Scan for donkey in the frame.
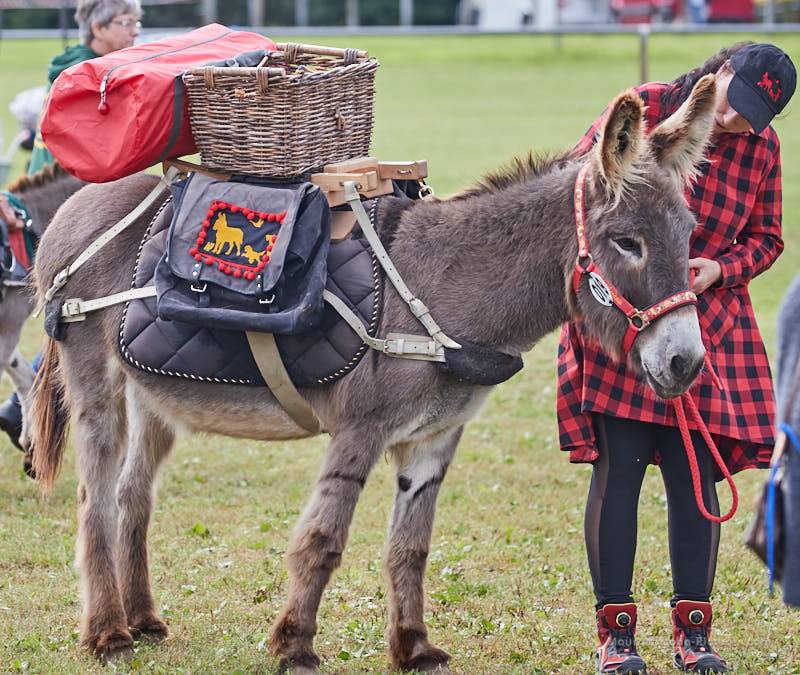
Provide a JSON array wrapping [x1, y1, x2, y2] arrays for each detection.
[[0, 164, 85, 461], [27, 76, 717, 671]]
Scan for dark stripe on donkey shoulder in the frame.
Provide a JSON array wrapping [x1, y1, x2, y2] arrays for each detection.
[[437, 340, 523, 386]]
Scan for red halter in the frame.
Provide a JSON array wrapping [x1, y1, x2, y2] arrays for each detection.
[[571, 163, 697, 354], [570, 163, 738, 523]]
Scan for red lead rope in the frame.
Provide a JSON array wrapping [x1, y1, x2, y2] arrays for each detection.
[[670, 353, 739, 523]]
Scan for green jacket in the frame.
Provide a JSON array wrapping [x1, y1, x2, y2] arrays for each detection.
[[28, 44, 98, 176]]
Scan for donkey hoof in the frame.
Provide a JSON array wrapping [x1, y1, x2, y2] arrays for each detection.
[[129, 615, 169, 643], [85, 627, 134, 662], [403, 642, 451, 673], [277, 654, 321, 674]]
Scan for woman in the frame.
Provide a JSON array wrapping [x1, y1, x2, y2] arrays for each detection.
[[557, 43, 796, 673]]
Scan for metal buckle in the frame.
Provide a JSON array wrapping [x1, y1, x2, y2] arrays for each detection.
[[576, 253, 593, 271], [418, 180, 435, 199], [629, 311, 649, 331], [190, 282, 207, 293], [259, 292, 275, 305]]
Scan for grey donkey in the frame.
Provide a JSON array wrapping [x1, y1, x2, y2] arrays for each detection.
[[27, 76, 717, 672], [0, 163, 85, 467]]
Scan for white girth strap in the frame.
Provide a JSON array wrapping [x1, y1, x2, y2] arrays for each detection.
[[37, 166, 181, 316]]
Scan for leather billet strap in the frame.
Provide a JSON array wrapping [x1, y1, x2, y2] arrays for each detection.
[[245, 331, 321, 434], [571, 163, 698, 354], [37, 166, 182, 317], [342, 181, 460, 351], [323, 289, 445, 362]]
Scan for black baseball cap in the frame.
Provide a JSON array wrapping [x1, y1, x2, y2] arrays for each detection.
[[727, 43, 796, 133]]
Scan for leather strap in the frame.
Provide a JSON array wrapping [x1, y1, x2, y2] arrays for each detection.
[[323, 289, 445, 362], [38, 167, 181, 315], [342, 181, 460, 350], [245, 331, 321, 434], [61, 286, 158, 322]]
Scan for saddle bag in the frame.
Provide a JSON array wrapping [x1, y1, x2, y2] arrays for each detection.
[[40, 24, 275, 183], [155, 171, 331, 334]]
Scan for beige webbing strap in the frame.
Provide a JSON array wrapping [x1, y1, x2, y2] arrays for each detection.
[[37, 167, 181, 316], [245, 331, 321, 434], [323, 289, 445, 362], [342, 181, 460, 350], [61, 286, 158, 322]]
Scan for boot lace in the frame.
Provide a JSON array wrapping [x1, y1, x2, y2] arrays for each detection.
[[683, 626, 713, 653]]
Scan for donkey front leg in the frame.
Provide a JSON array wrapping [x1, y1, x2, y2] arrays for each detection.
[[270, 427, 386, 672], [71, 369, 132, 659], [386, 427, 463, 672], [116, 387, 175, 642]]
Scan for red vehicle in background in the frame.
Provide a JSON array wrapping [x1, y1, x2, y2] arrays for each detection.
[[610, 0, 683, 23], [611, 0, 755, 23], [708, 0, 755, 21]]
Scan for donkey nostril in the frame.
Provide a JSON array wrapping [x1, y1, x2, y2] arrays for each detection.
[[670, 353, 689, 379]]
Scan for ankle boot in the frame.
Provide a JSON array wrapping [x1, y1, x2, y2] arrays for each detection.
[[595, 603, 647, 674], [672, 600, 728, 672]]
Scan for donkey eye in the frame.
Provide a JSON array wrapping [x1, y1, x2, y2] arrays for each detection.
[[613, 237, 642, 256]]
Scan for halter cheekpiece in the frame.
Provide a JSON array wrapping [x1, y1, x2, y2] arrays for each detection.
[[571, 163, 698, 354]]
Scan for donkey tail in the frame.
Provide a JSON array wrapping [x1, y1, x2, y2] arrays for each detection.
[[29, 337, 69, 493]]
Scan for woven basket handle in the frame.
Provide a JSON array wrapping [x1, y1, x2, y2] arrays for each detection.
[[274, 42, 369, 63]]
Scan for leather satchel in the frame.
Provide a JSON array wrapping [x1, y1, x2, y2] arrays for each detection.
[[156, 171, 331, 335]]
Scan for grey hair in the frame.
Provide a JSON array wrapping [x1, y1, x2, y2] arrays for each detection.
[[75, 0, 142, 45]]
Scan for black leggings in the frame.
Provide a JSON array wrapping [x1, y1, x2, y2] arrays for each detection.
[[585, 413, 721, 609]]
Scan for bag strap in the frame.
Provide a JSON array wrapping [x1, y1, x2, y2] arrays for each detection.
[[37, 167, 181, 316], [342, 181, 460, 350], [245, 331, 321, 434]]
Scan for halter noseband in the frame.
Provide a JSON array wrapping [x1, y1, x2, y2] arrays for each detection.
[[571, 163, 697, 354]]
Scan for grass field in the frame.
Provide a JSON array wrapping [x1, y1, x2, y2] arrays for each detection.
[[1, 32, 799, 674]]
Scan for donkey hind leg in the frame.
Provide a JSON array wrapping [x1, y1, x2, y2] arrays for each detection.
[[116, 386, 175, 642], [386, 427, 463, 672], [270, 428, 387, 672], [71, 365, 132, 659]]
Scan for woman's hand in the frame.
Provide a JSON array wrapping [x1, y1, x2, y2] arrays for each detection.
[[0, 195, 23, 231], [689, 257, 722, 294]]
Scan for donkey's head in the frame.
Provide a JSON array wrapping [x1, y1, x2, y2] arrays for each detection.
[[570, 75, 716, 399]]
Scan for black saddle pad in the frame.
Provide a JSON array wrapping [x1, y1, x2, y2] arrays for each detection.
[[119, 198, 382, 387]]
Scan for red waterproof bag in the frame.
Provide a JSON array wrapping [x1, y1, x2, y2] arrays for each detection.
[[41, 24, 276, 183]]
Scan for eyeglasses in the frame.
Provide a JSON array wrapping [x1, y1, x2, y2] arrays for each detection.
[[110, 18, 141, 29]]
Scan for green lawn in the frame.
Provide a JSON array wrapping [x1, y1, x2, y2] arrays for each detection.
[[1, 33, 799, 674]]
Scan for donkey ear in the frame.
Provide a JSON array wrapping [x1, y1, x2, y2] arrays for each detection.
[[593, 90, 647, 206], [649, 74, 716, 190]]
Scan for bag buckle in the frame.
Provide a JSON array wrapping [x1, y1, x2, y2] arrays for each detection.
[[190, 282, 207, 293], [259, 292, 275, 305]]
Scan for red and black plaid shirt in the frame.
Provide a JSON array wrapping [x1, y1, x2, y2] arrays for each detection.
[[557, 81, 783, 479]]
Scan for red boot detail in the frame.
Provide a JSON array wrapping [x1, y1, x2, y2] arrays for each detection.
[[595, 603, 647, 673], [672, 601, 728, 672]]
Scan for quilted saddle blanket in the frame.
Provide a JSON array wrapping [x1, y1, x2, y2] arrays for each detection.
[[119, 197, 385, 387]]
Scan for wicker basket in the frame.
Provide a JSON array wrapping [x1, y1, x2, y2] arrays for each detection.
[[183, 42, 378, 176]]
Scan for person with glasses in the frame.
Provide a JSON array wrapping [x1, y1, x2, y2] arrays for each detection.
[[0, 0, 142, 457]]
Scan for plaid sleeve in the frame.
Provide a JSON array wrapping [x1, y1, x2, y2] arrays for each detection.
[[716, 143, 784, 289]]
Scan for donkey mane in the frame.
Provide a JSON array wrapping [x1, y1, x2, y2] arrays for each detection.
[[451, 150, 572, 200], [6, 162, 69, 194]]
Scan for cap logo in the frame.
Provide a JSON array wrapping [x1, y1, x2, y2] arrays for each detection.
[[757, 71, 782, 103]]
